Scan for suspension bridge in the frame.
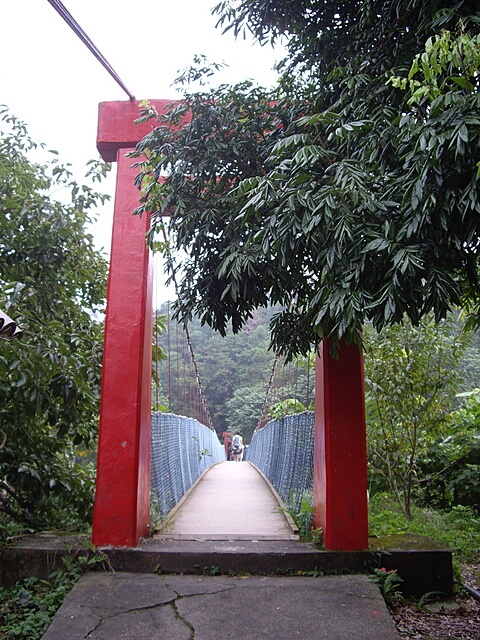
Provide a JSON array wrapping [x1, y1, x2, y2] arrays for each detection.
[[147, 305, 315, 541], [2, 99, 452, 640], [5, 98, 453, 640], [37, 124, 445, 638], [147, 303, 314, 541], [91, 99, 369, 552], [148, 368, 313, 542]]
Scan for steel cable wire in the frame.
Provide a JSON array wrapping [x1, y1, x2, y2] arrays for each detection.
[[46, 0, 136, 99]]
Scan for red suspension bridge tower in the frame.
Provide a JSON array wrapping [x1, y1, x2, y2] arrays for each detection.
[[92, 100, 368, 551]]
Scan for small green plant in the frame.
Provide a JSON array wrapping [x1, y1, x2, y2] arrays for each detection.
[[0, 551, 106, 639], [267, 399, 306, 420], [370, 567, 403, 603], [300, 567, 325, 577], [0, 517, 34, 545], [149, 495, 166, 532], [282, 490, 313, 539], [191, 436, 212, 462], [205, 565, 220, 576], [369, 507, 410, 536], [198, 448, 212, 462], [227, 570, 251, 577], [195, 565, 220, 576], [311, 528, 323, 546], [417, 590, 449, 607]]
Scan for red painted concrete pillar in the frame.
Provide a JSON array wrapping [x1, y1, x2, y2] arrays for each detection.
[[92, 100, 188, 548], [313, 339, 369, 550], [92, 149, 153, 547]]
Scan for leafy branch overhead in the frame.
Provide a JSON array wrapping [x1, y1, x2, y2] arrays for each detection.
[[134, 2, 480, 359]]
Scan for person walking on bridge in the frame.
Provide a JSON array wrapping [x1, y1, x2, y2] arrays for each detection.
[[231, 432, 244, 461]]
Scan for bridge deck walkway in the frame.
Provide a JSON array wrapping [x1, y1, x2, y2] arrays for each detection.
[[154, 461, 298, 541]]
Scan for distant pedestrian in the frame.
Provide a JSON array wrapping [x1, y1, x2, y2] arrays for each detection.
[[231, 432, 244, 461]]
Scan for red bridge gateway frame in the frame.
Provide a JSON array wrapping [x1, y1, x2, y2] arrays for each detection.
[[92, 100, 369, 550]]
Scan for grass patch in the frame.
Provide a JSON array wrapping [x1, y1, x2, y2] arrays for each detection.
[[369, 493, 480, 565]]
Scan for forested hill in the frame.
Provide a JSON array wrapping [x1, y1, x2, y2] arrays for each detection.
[[154, 302, 480, 443], [154, 303, 279, 441]]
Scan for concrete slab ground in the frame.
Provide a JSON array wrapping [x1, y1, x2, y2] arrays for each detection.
[[41, 571, 401, 640]]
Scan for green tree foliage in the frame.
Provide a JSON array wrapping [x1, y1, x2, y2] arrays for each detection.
[[153, 303, 317, 438], [267, 398, 307, 420], [133, 1, 480, 359], [133, 83, 305, 352], [224, 384, 265, 442], [416, 390, 480, 513], [154, 303, 277, 435], [364, 314, 472, 518], [0, 108, 108, 532]]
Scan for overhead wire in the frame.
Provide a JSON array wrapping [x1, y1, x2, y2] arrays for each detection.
[[46, 0, 136, 100]]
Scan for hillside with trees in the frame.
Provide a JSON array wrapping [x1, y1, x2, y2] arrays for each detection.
[[154, 304, 277, 440]]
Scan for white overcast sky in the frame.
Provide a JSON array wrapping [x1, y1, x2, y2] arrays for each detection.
[[0, 0, 282, 270]]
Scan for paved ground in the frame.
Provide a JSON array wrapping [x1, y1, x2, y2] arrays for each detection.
[[155, 461, 298, 541], [17, 461, 448, 639], [41, 571, 401, 640]]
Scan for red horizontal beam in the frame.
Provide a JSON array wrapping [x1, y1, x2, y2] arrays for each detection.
[[97, 99, 190, 161]]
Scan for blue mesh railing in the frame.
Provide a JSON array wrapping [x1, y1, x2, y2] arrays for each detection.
[[245, 412, 315, 532], [151, 412, 226, 517]]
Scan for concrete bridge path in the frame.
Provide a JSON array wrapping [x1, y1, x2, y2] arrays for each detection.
[[154, 461, 298, 541]]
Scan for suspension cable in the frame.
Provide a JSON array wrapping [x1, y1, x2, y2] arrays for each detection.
[[176, 319, 181, 415], [167, 301, 173, 411], [294, 356, 299, 409], [256, 351, 281, 432], [154, 270, 159, 410], [46, 0, 136, 100], [306, 352, 312, 408], [159, 225, 214, 431]]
